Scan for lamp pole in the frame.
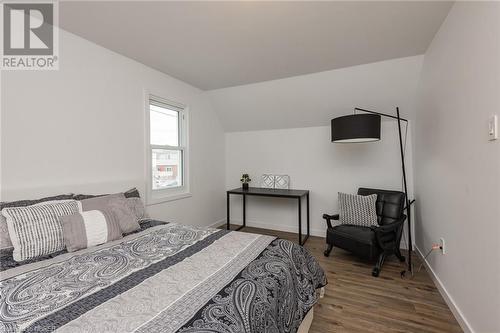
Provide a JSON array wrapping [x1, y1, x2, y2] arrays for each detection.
[[396, 107, 412, 273], [354, 107, 413, 273]]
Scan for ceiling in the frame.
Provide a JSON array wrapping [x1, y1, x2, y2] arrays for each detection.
[[59, 1, 453, 90], [207, 55, 424, 132]]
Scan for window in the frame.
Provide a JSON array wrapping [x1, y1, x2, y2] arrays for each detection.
[[147, 94, 189, 203]]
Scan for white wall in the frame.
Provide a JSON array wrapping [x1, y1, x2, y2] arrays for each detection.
[[0, 29, 226, 227], [414, 2, 500, 333], [226, 122, 414, 245], [218, 56, 422, 244], [208, 56, 423, 132]]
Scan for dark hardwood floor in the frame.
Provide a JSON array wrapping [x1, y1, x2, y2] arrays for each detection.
[[226, 225, 462, 333]]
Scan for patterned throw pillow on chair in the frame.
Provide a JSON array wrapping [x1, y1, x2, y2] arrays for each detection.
[[338, 192, 378, 227]]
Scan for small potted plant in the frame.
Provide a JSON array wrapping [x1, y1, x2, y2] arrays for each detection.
[[240, 173, 251, 190]]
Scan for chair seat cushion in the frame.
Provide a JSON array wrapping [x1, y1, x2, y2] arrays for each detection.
[[327, 224, 379, 260], [328, 224, 375, 244]]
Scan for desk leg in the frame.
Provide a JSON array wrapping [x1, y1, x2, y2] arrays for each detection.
[[243, 194, 246, 229], [298, 197, 302, 245], [306, 193, 310, 241], [226, 192, 230, 230]]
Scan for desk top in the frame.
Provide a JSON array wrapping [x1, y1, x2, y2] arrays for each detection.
[[227, 187, 309, 198]]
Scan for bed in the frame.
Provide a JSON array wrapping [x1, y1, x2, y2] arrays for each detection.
[[0, 220, 327, 333]]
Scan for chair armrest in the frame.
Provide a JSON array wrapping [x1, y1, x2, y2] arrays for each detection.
[[375, 216, 406, 233], [372, 215, 406, 250], [322, 214, 339, 229]]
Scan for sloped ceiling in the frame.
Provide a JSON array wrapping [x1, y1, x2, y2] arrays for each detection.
[[59, 1, 452, 90], [207, 56, 424, 132]]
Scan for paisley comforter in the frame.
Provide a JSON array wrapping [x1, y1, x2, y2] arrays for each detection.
[[0, 221, 327, 333]]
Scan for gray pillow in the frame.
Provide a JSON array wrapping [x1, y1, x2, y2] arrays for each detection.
[[2, 200, 81, 262], [0, 194, 74, 250], [0, 218, 12, 250], [73, 188, 149, 221], [338, 192, 378, 227], [61, 210, 122, 252], [126, 197, 149, 221], [73, 187, 140, 200], [81, 193, 140, 234]]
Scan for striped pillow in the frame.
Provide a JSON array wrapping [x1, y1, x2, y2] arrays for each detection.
[[61, 210, 122, 252], [2, 200, 81, 262], [338, 192, 378, 227], [0, 193, 74, 250]]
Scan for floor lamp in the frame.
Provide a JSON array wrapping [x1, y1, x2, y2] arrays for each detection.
[[331, 107, 414, 274]]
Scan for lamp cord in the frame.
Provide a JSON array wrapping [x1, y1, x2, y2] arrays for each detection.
[[402, 247, 434, 280], [416, 249, 433, 274]]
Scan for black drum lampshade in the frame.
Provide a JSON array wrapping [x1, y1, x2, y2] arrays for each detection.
[[331, 114, 381, 143]]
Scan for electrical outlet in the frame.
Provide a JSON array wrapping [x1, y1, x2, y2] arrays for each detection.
[[439, 238, 446, 254]]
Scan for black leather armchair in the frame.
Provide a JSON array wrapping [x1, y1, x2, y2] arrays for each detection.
[[323, 188, 406, 277]]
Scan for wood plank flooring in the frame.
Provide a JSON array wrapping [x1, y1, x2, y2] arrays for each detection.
[[227, 225, 462, 333]]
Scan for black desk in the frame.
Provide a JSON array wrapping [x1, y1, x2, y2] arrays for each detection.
[[226, 187, 310, 245]]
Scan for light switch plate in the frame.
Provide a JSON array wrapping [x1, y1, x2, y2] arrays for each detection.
[[489, 115, 498, 141]]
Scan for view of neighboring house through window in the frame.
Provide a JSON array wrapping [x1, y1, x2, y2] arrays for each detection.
[[149, 96, 186, 192]]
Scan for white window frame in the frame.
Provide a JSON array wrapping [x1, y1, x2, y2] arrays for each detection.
[[145, 91, 190, 205]]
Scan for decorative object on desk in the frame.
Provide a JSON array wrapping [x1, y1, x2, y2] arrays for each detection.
[[331, 106, 415, 275], [274, 175, 290, 189], [260, 174, 290, 189], [240, 173, 251, 190], [260, 174, 275, 188]]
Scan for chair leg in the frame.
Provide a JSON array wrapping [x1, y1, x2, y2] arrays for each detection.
[[372, 252, 387, 277], [324, 243, 333, 257], [395, 248, 406, 262]]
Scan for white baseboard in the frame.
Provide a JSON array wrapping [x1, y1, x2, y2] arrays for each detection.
[[219, 218, 325, 237], [415, 245, 474, 333], [207, 218, 226, 229]]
